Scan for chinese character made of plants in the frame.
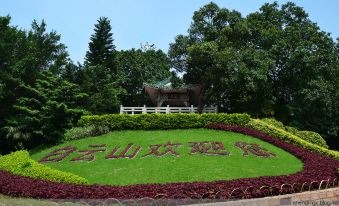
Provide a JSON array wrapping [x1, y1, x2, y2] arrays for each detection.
[[39, 141, 276, 163]]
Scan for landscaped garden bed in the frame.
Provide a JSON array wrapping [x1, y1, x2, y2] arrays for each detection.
[[30, 129, 302, 186], [0, 113, 338, 201]]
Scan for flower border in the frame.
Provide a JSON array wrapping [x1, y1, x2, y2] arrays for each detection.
[[0, 124, 338, 200]]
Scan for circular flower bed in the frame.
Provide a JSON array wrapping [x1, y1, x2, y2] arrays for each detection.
[[0, 124, 338, 200]]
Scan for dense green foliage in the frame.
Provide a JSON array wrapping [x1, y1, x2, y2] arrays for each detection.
[[4, 72, 86, 150], [85, 17, 116, 70], [169, 2, 339, 148], [0, 151, 88, 184], [31, 129, 302, 185], [0, 16, 170, 154], [0, 16, 84, 154], [260, 118, 328, 148], [246, 119, 339, 160], [117, 48, 171, 106], [1, 1, 339, 154], [295, 131, 328, 149], [79, 64, 125, 114], [81, 17, 125, 114], [67, 18, 171, 113], [79, 113, 250, 130]]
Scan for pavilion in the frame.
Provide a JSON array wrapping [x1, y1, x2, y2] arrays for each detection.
[[119, 78, 217, 114], [143, 78, 203, 107]]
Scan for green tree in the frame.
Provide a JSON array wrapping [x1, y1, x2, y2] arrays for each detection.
[[21, 19, 69, 83], [85, 17, 116, 73], [170, 71, 183, 89], [81, 17, 124, 113], [0, 16, 73, 153], [247, 2, 339, 145], [81, 65, 125, 113], [169, 2, 339, 148], [0, 16, 26, 153], [61, 62, 83, 84], [4, 72, 87, 151], [117, 48, 171, 106], [169, 3, 273, 115]]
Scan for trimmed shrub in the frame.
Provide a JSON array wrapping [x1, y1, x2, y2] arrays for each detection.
[[63, 126, 95, 141], [260, 118, 285, 129], [285, 126, 300, 134], [295, 131, 328, 149], [63, 126, 110, 141], [0, 151, 88, 184], [260, 118, 328, 148], [246, 119, 339, 160], [79, 113, 251, 131], [78, 114, 328, 148]]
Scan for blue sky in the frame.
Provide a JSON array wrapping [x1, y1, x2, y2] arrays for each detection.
[[1, 0, 339, 63]]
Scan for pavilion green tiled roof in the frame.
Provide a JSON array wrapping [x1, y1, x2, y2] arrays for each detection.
[[153, 77, 171, 88], [144, 77, 195, 89]]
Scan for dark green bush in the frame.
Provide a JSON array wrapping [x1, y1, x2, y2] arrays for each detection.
[[79, 113, 251, 131], [0, 151, 88, 184]]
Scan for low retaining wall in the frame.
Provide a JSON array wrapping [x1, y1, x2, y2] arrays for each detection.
[[1, 188, 338, 205], [192, 187, 339, 206]]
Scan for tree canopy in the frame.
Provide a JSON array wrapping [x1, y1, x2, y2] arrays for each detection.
[[85, 17, 116, 72], [0, 16, 83, 153], [117, 48, 171, 106], [80, 17, 124, 114], [169, 2, 339, 148], [0, 2, 338, 153]]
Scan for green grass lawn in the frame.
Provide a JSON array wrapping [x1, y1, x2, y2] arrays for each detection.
[[30, 129, 303, 186]]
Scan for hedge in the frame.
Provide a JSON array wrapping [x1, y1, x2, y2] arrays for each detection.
[[260, 118, 328, 148], [79, 113, 251, 130], [79, 113, 329, 150], [0, 151, 88, 185], [79, 114, 329, 149], [245, 119, 339, 161], [260, 118, 285, 129], [295, 131, 328, 149]]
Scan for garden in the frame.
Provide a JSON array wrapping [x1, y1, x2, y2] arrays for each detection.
[[1, 1, 339, 205], [0, 113, 338, 203]]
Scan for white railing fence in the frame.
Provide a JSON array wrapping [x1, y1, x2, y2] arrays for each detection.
[[120, 105, 217, 114]]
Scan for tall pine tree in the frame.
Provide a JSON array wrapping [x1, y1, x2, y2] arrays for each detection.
[[85, 17, 116, 73], [81, 17, 125, 114]]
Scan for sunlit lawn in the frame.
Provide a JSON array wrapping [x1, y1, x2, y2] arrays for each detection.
[[31, 129, 303, 186]]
